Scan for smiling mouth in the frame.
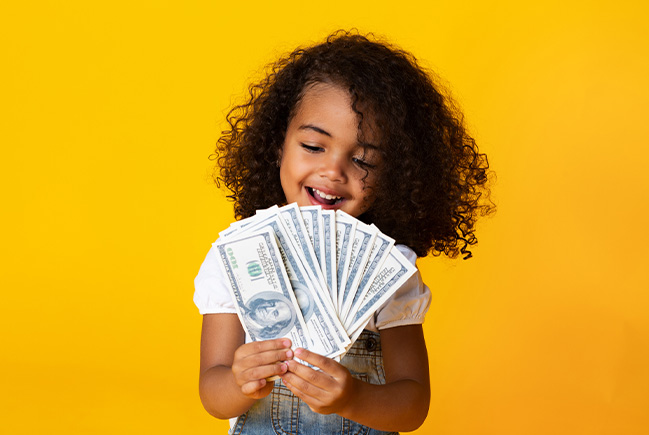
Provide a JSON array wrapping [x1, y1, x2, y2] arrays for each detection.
[[306, 187, 344, 206]]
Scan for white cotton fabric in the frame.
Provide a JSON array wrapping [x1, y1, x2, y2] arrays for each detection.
[[193, 241, 431, 332]]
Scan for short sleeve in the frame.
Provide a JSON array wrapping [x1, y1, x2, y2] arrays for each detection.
[[193, 242, 237, 315], [372, 244, 431, 330]]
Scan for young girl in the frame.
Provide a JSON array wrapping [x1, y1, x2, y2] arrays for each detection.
[[194, 30, 492, 434]]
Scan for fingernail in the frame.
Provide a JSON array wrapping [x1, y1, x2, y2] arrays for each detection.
[[280, 363, 287, 372], [282, 339, 291, 348], [286, 349, 293, 359], [295, 348, 304, 356]]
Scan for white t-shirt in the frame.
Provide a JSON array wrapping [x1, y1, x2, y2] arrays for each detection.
[[193, 242, 431, 332]]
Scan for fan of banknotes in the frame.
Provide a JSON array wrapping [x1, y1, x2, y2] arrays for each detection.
[[214, 203, 416, 360]]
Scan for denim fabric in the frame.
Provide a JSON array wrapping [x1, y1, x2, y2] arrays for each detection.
[[229, 330, 398, 435]]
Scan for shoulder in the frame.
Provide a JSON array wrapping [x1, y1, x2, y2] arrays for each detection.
[[193, 240, 237, 315], [372, 244, 431, 330]]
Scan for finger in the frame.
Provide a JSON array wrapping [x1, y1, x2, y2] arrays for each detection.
[[240, 361, 288, 384], [240, 378, 267, 396], [293, 348, 342, 377], [236, 338, 292, 359], [283, 359, 332, 391], [239, 347, 293, 372], [240, 378, 275, 399], [281, 372, 326, 408]]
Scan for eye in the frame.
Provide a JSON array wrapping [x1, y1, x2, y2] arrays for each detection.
[[300, 143, 323, 153]]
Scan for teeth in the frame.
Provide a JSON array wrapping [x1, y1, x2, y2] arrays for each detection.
[[313, 188, 342, 201]]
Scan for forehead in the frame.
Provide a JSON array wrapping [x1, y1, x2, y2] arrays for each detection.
[[291, 82, 380, 145], [293, 82, 354, 123]]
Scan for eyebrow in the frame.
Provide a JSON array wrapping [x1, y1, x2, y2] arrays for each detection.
[[298, 124, 332, 137]]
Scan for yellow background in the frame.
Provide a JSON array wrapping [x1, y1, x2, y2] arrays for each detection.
[[2, 1, 648, 433]]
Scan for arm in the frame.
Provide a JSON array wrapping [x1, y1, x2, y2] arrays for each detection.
[[198, 313, 293, 419], [280, 324, 430, 432]]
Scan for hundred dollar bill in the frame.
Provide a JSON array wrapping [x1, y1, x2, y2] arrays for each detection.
[[240, 213, 349, 358], [335, 211, 356, 306], [218, 206, 279, 240], [340, 228, 394, 324], [300, 206, 324, 276], [344, 247, 417, 334], [256, 204, 280, 216], [215, 229, 310, 349], [218, 215, 254, 239], [321, 210, 338, 308], [339, 319, 370, 359], [279, 203, 329, 296], [337, 217, 377, 316], [300, 208, 315, 248]]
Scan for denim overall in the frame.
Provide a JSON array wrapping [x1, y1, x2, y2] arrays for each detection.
[[229, 330, 398, 435]]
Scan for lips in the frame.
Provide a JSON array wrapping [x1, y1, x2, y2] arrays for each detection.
[[306, 187, 344, 206]]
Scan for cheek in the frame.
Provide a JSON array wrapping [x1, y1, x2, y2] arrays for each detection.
[[279, 148, 293, 179], [278, 158, 292, 194], [279, 153, 308, 193]]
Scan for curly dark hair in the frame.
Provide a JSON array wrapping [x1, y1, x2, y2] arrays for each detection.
[[213, 30, 494, 258]]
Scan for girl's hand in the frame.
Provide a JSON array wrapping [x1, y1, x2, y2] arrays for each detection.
[[231, 338, 293, 400], [280, 348, 358, 415]]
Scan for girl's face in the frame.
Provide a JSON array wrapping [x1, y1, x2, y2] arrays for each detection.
[[279, 82, 381, 218]]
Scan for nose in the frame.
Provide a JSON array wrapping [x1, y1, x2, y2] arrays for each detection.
[[319, 153, 347, 183]]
